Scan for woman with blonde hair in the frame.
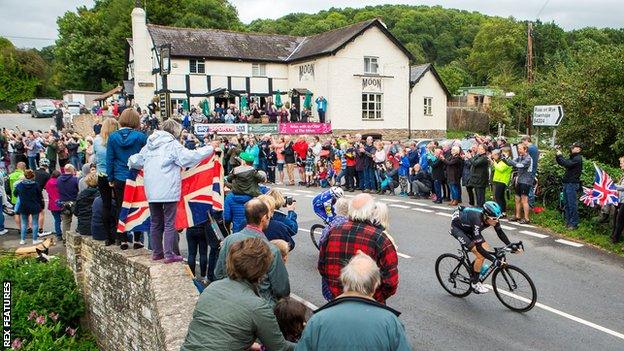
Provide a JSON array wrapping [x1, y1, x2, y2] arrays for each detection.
[[266, 188, 298, 235], [258, 194, 296, 250], [373, 202, 397, 249], [93, 117, 119, 245]]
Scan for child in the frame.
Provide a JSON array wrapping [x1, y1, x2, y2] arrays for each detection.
[[273, 297, 307, 343], [267, 145, 277, 184], [317, 164, 329, 188], [332, 154, 342, 186], [379, 161, 399, 195], [398, 150, 410, 196], [225, 152, 266, 197], [74, 173, 99, 236], [304, 148, 315, 187], [270, 239, 290, 263]]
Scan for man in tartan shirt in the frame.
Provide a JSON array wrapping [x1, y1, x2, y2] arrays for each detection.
[[318, 193, 399, 303]]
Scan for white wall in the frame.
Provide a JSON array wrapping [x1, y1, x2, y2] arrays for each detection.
[[410, 70, 447, 131]]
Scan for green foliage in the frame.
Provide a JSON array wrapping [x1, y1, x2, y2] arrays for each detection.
[[0, 43, 45, 109], [14, 316, 98, 350], [0, 256, 85, 341], [437, 61, 470, 94]]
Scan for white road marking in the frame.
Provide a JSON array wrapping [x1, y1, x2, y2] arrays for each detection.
[[299, 228, 310, 233], [397, 252, 412, 258], [413, 208, 434, 213], [405, 201, 432, 207], [505, 221, 536, 228], [555, 239, 584, 247], [500, 225, 516, 231], [519, 230, 549, 239], [436, 212, 453, 217], [296, 190, 314, 194], [430, 205, 453, 211], [304, 194, 315, 198], [389, 204, 410, 209], [290, 293, 319, 311], [482, 284, 624, 341]]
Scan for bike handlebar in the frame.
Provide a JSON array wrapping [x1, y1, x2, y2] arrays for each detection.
[[495, 241, 524, 257]]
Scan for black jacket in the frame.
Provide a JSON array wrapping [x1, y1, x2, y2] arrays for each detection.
[[468, 153, 489, 188], [556, 153, 583, 183], [431, 159, 446, 181], [75, 187, 100, 236], [443, 155, 463, 184]]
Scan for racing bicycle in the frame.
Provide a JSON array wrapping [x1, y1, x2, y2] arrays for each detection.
[[309, 222, 327, 250], [435, 241, 537, 312]]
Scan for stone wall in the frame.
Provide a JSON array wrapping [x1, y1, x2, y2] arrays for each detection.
[[65, 232, 198, 351], [331, 129, 445, 140]]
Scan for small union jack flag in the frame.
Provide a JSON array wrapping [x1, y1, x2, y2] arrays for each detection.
[[590, 163, 619, 207], [117, 155, 224, 233], [579, 186, 595, 207]]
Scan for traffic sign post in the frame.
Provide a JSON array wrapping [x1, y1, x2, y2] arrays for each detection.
[[533, 105, 564, 147]]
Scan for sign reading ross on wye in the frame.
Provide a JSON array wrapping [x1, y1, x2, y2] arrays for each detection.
[[533, 105, 564, 126]]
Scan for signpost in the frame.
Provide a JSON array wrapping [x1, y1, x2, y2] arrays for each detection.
[[158, 92, 170, 119], [533, 105, 564, 146]]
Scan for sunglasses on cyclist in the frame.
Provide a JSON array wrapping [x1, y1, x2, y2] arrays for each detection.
[[486, 215, 501, 221]]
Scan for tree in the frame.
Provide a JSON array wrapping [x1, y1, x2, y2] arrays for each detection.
[[0, 40, 46, 108], [437, 61, 470, 94], [174, 0, 243, 30]]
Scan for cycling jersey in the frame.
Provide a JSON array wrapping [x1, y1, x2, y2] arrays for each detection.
[[450, 207, 510, 259], [312, 190, 336, 224]]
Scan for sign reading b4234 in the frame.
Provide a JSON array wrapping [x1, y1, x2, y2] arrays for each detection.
[[533, 105, 564, 126]]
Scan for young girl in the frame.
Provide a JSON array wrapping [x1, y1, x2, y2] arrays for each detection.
[[332, 154, 342, 186], [273, 297, 307, 343], [317, 164, 329, 188], [304, 148, 316, 187]]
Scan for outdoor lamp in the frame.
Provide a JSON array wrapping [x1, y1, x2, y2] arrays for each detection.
[[160, 44, 171, 75]]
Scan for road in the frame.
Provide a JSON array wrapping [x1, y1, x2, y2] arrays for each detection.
[[0, 112, 55, 132], [3, 113, 624, 350]]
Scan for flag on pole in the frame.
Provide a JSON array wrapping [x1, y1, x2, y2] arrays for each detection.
[[117, 155, 224, 233], [579, 163, 619, 207], [579, 186, 595, 207]]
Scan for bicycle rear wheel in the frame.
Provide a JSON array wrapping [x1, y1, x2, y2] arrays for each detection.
[[435, 253, 472, 297], [310, 224, 325, 250], [492, 265, 537, 312]]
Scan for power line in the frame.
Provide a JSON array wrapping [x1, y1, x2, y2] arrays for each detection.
[[1, 35, 56, 41], [536, 0, 551, 19]]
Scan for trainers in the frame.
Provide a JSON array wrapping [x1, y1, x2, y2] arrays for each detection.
[[120, 242, 129, 250], [19, 240, 26, 245], [471, 282, 489, 294], [32, 239, 43, 245], [0, 229, 8, 236], [133, 242, 144, 250], [39, 231, 53, 238]]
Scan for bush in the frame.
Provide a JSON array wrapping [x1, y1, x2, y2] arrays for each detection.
[[0, 255, 97, 349]]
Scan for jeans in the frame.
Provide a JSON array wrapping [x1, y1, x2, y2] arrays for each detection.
[[21, 213, 39, 241], [186, 226, 208, 277], [335, 170, 345, 186], [51, 210, 62, 238], [474, 187, 486, 207], [357, 170, 366, 190], [563, 183, 580, 227], [0, 208, 4, 230], [493, 182, 507, 213], [318, 110, 325, 123], [450, 183, 461, 201], [364, 167, 375, 190], [149, 202, 178, 259], [27, 156, 38, 170], [528, 176, 537, 207], [259, 158, 268, 173], [433, 180, 442, 201], [69, 154, 82, 170]]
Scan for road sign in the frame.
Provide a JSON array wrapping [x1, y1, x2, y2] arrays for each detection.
[[158, 92, 170, 119], [533, 105, 564, 126]]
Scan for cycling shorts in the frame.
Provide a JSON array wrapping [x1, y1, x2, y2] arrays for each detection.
[[515, 183, 531, 196], [450, 224, 484, 249]]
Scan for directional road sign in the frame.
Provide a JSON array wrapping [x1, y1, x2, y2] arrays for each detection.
[[533, 105, 564, 126]]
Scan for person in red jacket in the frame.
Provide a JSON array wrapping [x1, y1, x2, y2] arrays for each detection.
[[293, 136, 308, 185]]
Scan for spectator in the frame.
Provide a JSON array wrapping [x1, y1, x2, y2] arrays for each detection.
[[9, 161, 25, 205], [74, 173, 99, 236], [181, 237, 294, 351], [128, 119, 214, 262], [293, 136, 308, 185], [410, 164, 432, 198], [14, 169, 43, 245], [106, 108, 148, 249], [223, 190, 253, 233], [215, 199, 290, 304], [503, 143, 534, 224], [57, 164, 79, 238], [612, 155, 624, 243], [522, 136, 540, 207], [315, 96, 327, 123], [298, 253, 410, 350], [491, 149, 513, 217], [94, 117, 119, 245], [462, 145, 477, 206], [34, 158, 51, 237], [275, 136, 286, 185], [556, 142, 583, 230], [186, 221, 209, 282], [441, 146, 463, 206], [430, 149, 445, 203], [319, 193, 398, 303], [283, 136, 296, 186], [226, 152, 266, 197], [274, 297, 307, 343], [45, 170, 62, 240], [266, 189, 299, 237], [0, 168, 10, 236], [258, 195, 296, 250], [468, 144, 489, 207]]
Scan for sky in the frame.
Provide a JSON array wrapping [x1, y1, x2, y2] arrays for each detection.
[[0, 0, 622, 49]]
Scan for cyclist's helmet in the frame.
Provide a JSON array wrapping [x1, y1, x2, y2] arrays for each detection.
[[483, 201, 503, 220], [329, 186, 344, 199]]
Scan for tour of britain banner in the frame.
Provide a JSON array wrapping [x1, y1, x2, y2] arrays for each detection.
[[279, 122, 332, 134], [194, 123, 248, 136]]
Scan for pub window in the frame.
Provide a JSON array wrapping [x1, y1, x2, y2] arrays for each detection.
[[364, 57, 379, 74], [362, 93, 382, 120], [424, 97, 433, 116], [190, 59, 205, 74], [252, 63, 266, 77]]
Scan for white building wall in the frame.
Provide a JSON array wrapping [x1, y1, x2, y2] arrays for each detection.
[[410, 70, 447, 131], [131, 7, 157, 109], [287, 57, 330, 117]]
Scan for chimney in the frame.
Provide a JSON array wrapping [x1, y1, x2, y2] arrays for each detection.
[[131, 4, 152, 110]]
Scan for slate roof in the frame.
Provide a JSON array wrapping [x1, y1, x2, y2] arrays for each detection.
[[145, 19, 413, 63], [410, 63, 451, 97]]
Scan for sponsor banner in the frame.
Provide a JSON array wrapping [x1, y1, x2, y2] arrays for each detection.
[[248, 123, 279, 134], [194, 123, 248, 136], [279, 122, 332, 135]]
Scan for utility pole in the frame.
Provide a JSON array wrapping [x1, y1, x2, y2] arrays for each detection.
[[526, 22, 534, 136]]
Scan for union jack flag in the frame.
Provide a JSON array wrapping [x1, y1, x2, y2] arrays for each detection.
[[117, 155, 224, 233], [580, 163, 619, 207], [579, 186, 595, 207]]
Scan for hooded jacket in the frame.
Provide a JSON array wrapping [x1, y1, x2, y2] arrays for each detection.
[[223, 192, 253, 232], [127, 130, 213, 203], [75, 187, 100, 235], [225, 165, 266, 197], [57, 173, 79, 202], [106, 128, 147, 182], [556, 152, 583, 183], [14, 180, 42, 215]]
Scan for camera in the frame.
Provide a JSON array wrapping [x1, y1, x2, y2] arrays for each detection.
[[285, 196, 296, 206]]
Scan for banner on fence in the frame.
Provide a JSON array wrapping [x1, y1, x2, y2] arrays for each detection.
[[279, 122, 332, 134], [248, 123, 279, 134], [194, 123, 248, 136]]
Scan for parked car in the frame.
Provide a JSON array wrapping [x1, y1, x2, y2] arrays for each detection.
[[30, 99, 56, 118], [67, 102, 81, 115], [16, 102, 30, 114]]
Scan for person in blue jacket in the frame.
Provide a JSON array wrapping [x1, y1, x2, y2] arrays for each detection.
[[259, 194, 296, 250], [312, 186, 344, 224]]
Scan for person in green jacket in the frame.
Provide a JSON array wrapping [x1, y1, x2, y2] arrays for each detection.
[[214, 198, 290, 305], [8, 162, 26, 205], [491, 149, 513, 217], [296, 252, 411, 351], [182, 237, 295, 351]]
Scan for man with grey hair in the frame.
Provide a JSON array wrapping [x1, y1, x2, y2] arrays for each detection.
[[318, 193, 398, 303], [298, 252, 410, 350]]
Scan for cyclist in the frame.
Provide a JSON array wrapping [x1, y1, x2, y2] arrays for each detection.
[[312, 186, 344, 224], [449, 201, 520, 294]]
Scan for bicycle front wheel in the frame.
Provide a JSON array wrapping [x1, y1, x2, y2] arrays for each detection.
[[435, 253, 472, 297], [310, 224, 325, 250], [492, 265, 537, 312]]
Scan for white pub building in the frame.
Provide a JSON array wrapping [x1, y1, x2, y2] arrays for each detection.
[[128, 4, 449, 137]]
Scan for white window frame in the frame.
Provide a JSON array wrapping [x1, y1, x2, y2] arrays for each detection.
[[252, 63, 267, 77], [190, 59, 205, 74], [364, 56, 379, 75], [424, 97, 433, 116], [362, 93, 383, 120]]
